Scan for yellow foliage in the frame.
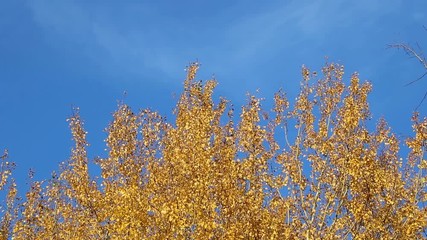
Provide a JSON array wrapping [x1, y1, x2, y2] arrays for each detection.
[[0, 62, 426, 239]]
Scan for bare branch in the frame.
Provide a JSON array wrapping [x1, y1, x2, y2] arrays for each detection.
[[389, 40, 427, 109], [389, 43, 427, 69], [404, 71, 427, 86], [416, 90, 427, 111]]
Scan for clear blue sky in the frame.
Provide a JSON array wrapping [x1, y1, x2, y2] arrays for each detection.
[[1, 0, 426, 187]]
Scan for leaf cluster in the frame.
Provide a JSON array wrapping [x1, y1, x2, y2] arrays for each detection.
[[1, 62, 426, 239]]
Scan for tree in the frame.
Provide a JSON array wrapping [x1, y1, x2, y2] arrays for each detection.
[[1, 62, 427, 239], [0, 149, 17, 240]]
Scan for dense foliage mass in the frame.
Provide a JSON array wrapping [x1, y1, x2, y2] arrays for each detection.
[[1, 63, 426, 239]]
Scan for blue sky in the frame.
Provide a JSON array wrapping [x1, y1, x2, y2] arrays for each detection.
[[1, 0, 426, 187]]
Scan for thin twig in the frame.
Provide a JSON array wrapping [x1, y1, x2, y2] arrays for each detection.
[[389, 43, 427, 69], [416, 90, 427, 111], [404, 71, 427, 86], [389, 41, 427, 109], [0, 150, 8, 160]]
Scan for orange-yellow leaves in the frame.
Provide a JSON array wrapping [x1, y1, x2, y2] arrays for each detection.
[[0, 62, 427, 238], [0, 150, 14, 191], [407, 113, 427, 157]]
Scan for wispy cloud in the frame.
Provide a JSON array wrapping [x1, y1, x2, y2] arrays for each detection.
[[27, 1, 185, 82], [26, 0, 404, 90], [221, 0, 403, 61]]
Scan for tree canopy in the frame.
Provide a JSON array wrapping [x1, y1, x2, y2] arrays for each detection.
[[1, 62, 426, 239]]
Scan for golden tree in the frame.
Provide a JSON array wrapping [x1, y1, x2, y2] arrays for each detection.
[[0, 150, 17, 240], [2, 62, 427, 239]]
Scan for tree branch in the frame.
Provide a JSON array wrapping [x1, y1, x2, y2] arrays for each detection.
[[389, 38, 427, 109], [388, 43, 427, 70]]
